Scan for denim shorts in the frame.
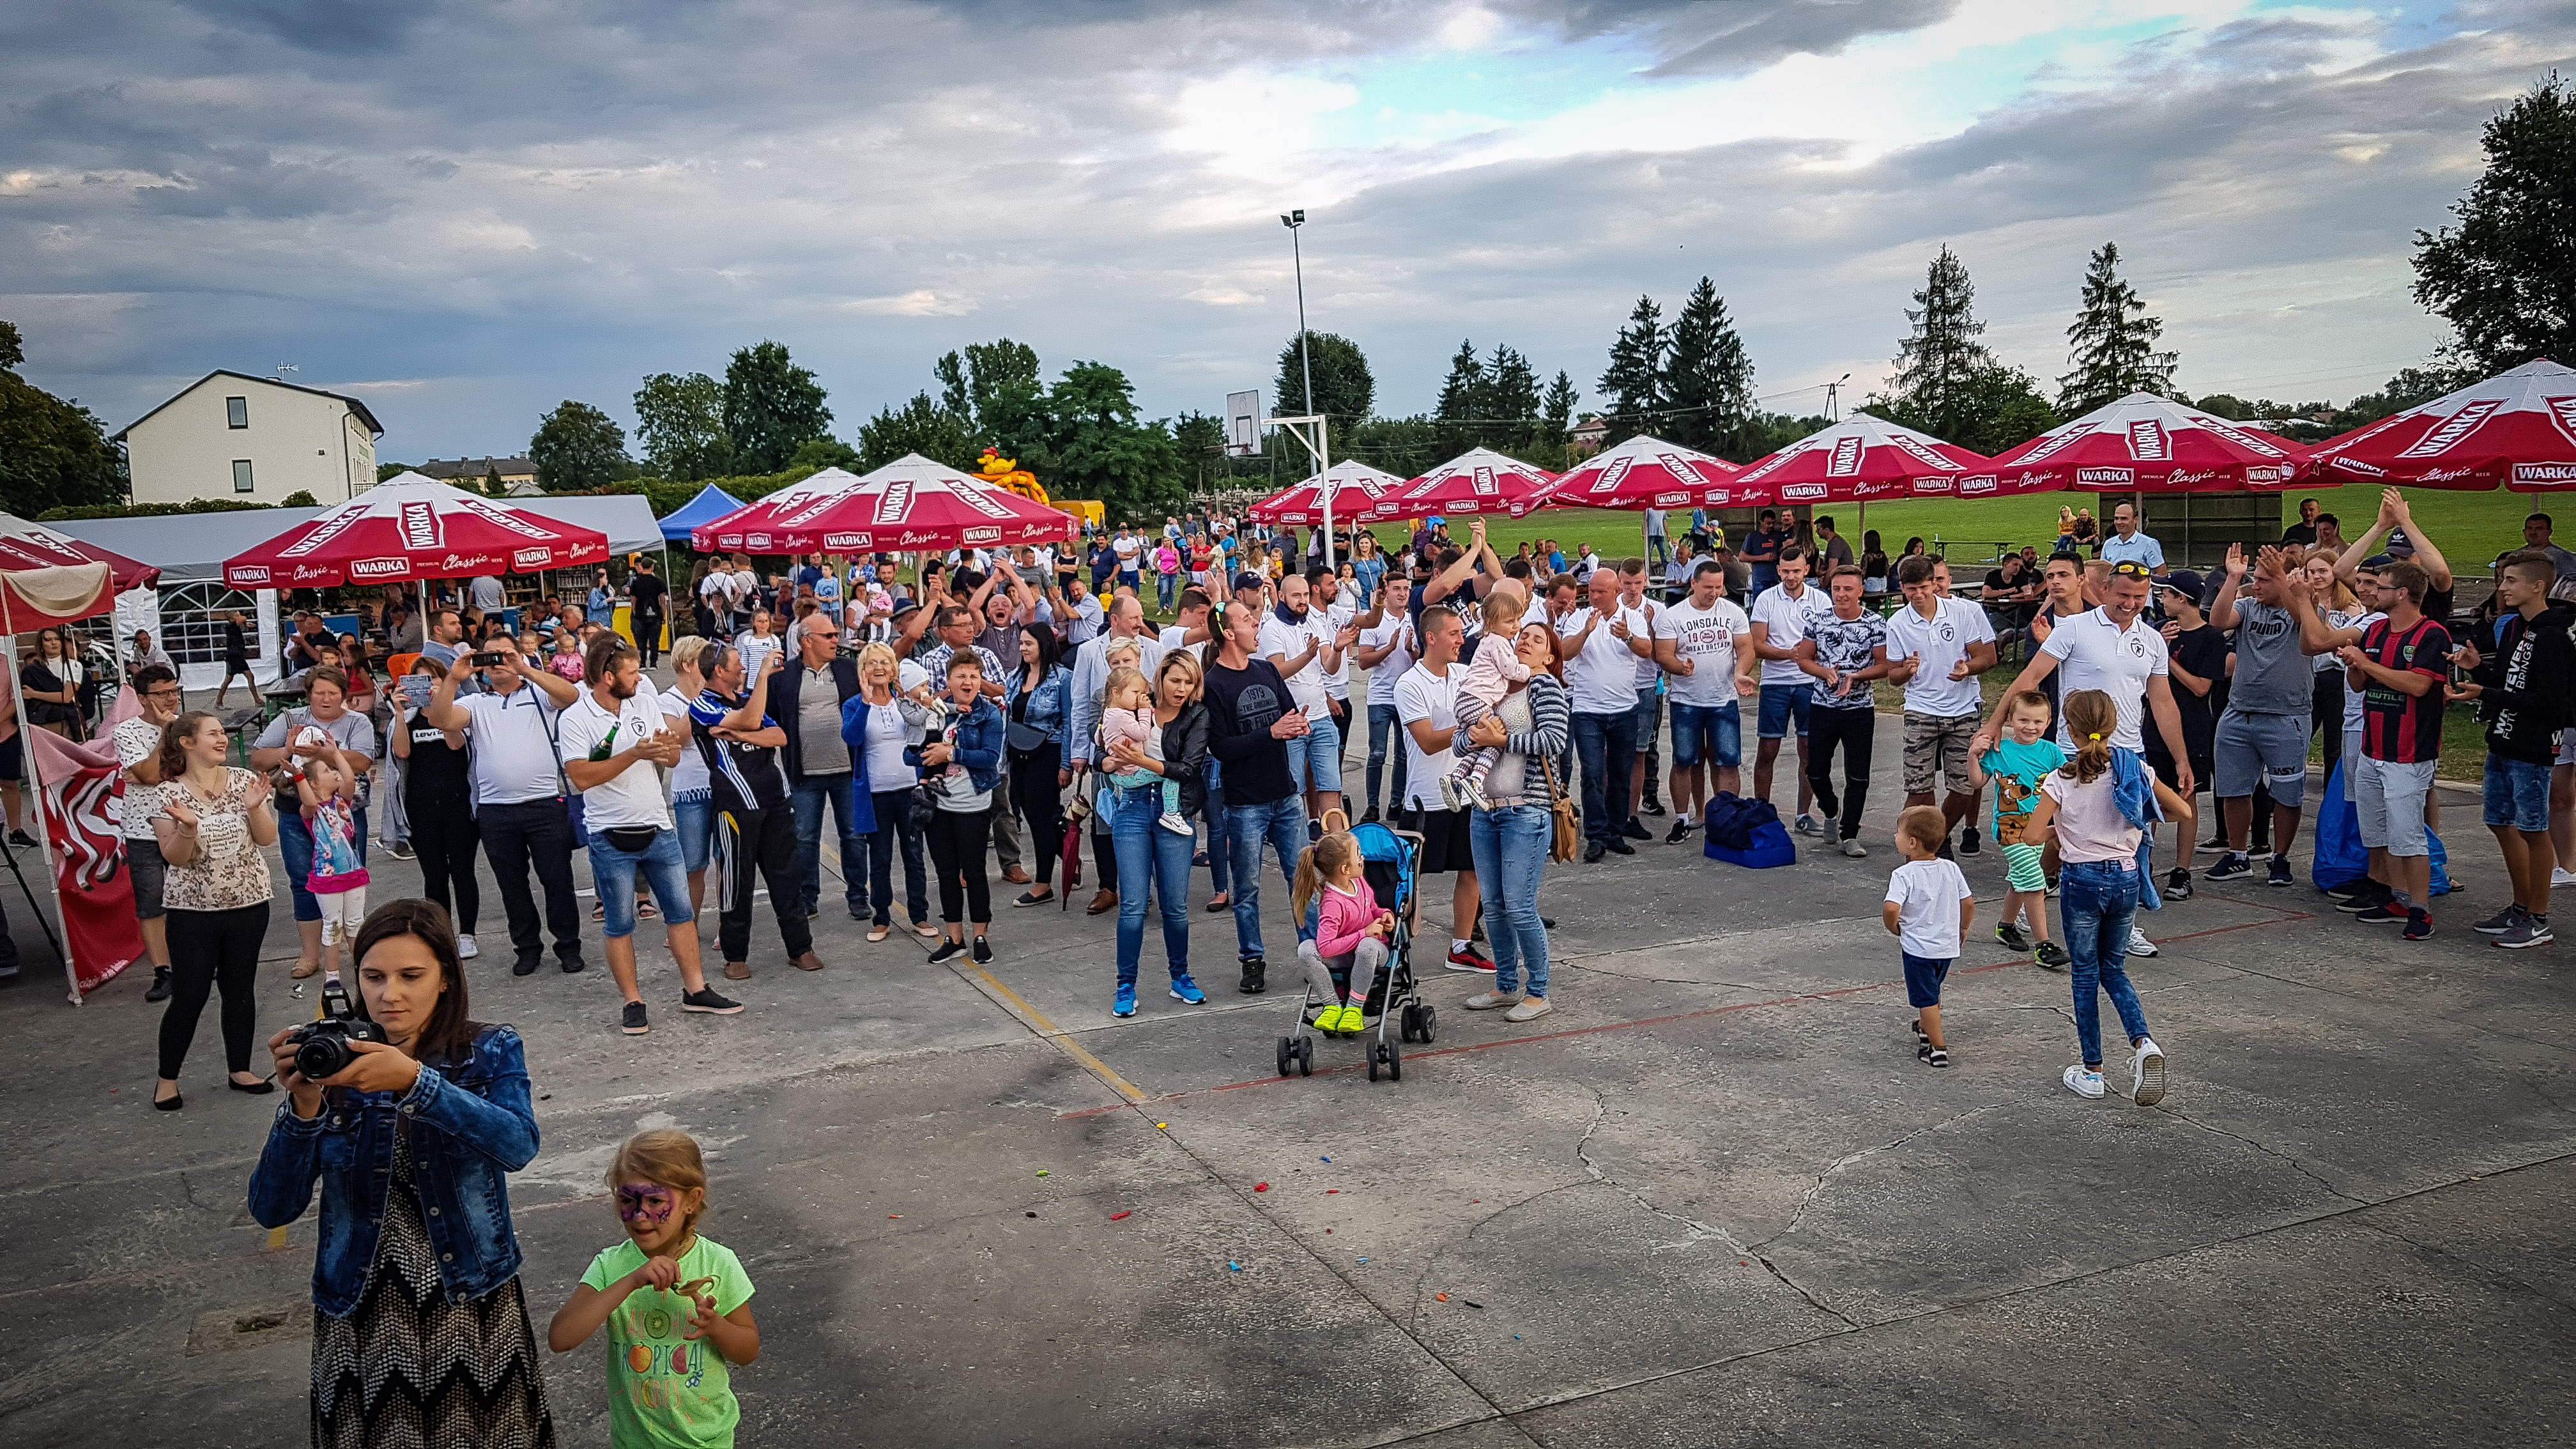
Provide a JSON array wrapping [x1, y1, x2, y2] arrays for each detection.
[[1285, 710, 1343, 793], [673, 790, 714, 875], [585, 824, 694, 937], [1667, 702, 1742, 769], [1757, 684, 1813, 740], [2484, 754, 2551, 832], [1630, 686, 1662, 749]]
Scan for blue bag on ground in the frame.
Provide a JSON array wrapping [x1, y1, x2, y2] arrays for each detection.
[[1700, 792, 1796, 868], [2309, 760, 2453, 896]]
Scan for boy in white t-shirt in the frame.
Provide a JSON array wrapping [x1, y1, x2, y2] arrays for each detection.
[[1883, 806, 1973, 1068]]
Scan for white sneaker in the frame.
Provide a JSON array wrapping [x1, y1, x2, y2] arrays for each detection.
[[1438, 775, 1463, 811], [1462, 990, 1524, 1011], [1503, 996, 1555, 1023], [2062, 1065, 2105, 1099], [2554, 867, 2576, 888], [2126, 926, 2158, 958], [1157, 811, 1193, 836], [457, 933, 479, 960], [1839, 838, 1868, 858], [2131, 1038, 2167, 1107], [1792, 813, 1822, 836]]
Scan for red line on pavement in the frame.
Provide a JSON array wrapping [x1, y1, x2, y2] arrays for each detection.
[[1061, 905, 2310, 1117]]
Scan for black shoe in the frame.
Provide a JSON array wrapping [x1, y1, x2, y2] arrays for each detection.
[[972, 937, 993, 965], [1540, 917, 1557, 930], [227, 1075, 276, 1094], [1604, 838, 1636, 856], [514, 956, 541, 977], [621, 1001, 650, 1035], [144, 966, 172, 1002], [2267, 855, 2294, 888], [1641, 799, 1666, 817], [1621, 819, 1652, 841], [680, 986, 744, 1015], [2199, 832, 2227, 851], [559, 956, 586, 974], [1361, 806, 1381, 824], [6, 829, 34, 849], [1958, 827, 1981, 857], [1813, 792, 1841, 820], [926, 940, 966, 964], [2336, 883, 2396, 913], [1583, 841, 1607, 863], [1666, 819, 1696, 845], [1238, 956, 1266, 995], [2204, 854, 2253, 882], [2164, 869, 2193, 901], [1936, 841, 1956, 861]]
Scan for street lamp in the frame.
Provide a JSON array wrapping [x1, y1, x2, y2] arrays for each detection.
[[1280, 208, 1335, 567]]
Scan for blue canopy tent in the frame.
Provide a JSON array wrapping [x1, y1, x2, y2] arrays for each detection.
[[660, 484, 747, 544]]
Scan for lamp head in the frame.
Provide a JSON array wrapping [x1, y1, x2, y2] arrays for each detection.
[[1280, 209, 1305, 228]]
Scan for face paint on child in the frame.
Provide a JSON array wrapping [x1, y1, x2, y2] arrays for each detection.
[[617, 1183, 678, 1228]]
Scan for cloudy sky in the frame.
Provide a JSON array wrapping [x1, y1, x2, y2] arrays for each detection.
[[5, 1, 2572, 463]]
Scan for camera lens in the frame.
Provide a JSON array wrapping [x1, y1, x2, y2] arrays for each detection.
[[295, 1032, 353, 1082]]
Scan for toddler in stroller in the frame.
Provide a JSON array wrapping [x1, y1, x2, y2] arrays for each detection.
[[1292, 829, 1393, 1033]]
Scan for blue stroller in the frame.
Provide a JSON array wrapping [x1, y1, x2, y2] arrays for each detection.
[[1276, 818, 1434, 1082]]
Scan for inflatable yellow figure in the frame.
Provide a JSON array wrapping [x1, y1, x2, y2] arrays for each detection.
[[974, 448, 1049, 505]]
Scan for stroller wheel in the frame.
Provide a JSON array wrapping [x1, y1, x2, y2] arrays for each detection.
[[1418, 1004, 1437, 1043], [1398, 1004, 1418, 1043], [1367, 1039, 1380, 1082], [1384, 1035, 1403, 1082], [1295, 1038, 1315, 1077], [1276, 1036, 1293, 1078]]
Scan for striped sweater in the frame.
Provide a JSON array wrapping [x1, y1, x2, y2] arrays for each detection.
[[1484, 673, 1570, 808]]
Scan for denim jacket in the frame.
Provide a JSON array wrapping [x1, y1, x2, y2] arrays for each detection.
[[246, 1023, 540, 1318], [1008, 664, 1069, 746], [905, 694, 1004, 793]]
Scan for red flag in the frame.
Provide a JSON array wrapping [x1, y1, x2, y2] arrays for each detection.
[[25, 726, 144, 993]]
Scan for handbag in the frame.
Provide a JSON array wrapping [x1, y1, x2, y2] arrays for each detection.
[[1005, 721, 1052, 753], [1538, 754, 1581, 863]]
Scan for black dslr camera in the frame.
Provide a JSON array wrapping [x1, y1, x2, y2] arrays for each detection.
[[290, 976, 387, 1081]]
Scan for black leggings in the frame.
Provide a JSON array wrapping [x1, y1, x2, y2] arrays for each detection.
[[1805, 707, 1876, 842], [927, 806, 993, 924], [158, 901, 272, 1080], [408, 792, 480, 935], [1008, 749, 1064, 887]]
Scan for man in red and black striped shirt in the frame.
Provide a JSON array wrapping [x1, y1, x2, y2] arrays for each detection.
[[2333, 559, 2451, 940]]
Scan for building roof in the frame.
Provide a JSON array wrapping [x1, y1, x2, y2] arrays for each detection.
[[112, 369, 387, 441], [415, 456, 536, 480]]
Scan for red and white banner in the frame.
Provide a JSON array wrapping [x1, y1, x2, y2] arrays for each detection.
[[25, 725, 144, 994]]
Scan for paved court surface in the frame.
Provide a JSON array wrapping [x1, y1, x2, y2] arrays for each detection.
[[1, 712, 2570, 1447]]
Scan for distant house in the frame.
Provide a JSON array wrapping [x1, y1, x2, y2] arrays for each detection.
[[116, 371, 383, 506], [1570, 415, 1609, 457], [417, 455, 538, 493]]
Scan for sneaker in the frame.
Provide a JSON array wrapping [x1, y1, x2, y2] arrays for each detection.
[[2045, 875, 2060, 898], [1935, 841, 1955, 861], [2352, 901, 2409, 924], [621, 1001, 650, 1036], [1462, 781, 1492, 812], [1438, 775, 1464, 811], [972, 937, 993, 964], [1621, 818, 1652, 841], [2204, 853, 2252, 882], [2403, 909, 2434, 941], [513, 955, 541, 977], [2336, 884, 2396, 914], [456, 933, 479, 960], [1446, 943, 1497, 974], [2163, 870, 2193, 902], [1957, 826, 1981, 857], [2062, 1065, 2105, 1099], [2324, 877, 2374, 900], [1014, 889, 1055, 907], [2495, 917, 2554, 949], [7, 829, 35, 848], [2554, 866, 2576, 888], [1919, 1043, 1951, 1068], [1840, 838, 1868, 859], [1666, 819, 1696, 845], [1792, 813, 1823, 837], [2267, 855, 2294, 888], [2472, 903, 2527, 935], [1641, 798, 1667, 817], [1997, 921, 2030, 952], [926, 940, 967, 963], [1333, 1004, 1365, 1032], [385, 841, 416, 861], [2130, 1038, 2167, 1107], [1238, 956, 1267, 995], [144, 966, 172, 1002], [2034, 941, 2071, 971], [1361, 806, 1381, 825], [1604, 838, 1636, 856], [1464, 990, 1525, 1011], [680, 986, 744, 1015], [1113, 984, 1137, 1018], [1169, 974, 1207, 1004], [2126, 926, 2157, 958], [1503, 996, 1555, 1023]]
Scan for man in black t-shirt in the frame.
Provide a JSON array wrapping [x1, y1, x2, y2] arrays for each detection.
[[1202, 599, 1312, 993], [687, 643, 815, 978], [2150, 573, 2227, 897], [627, 559, 668, 668]]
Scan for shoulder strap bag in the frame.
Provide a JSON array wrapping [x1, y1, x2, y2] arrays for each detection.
[[1537, 753, 1581, 864]]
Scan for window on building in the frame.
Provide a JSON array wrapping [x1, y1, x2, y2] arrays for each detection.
[[226, 396, 249, 429], [157, 581, 262, 666], [233, 459, 255, 493]]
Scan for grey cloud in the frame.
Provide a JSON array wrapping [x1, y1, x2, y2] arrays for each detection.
[[175, 0, 435, 54]]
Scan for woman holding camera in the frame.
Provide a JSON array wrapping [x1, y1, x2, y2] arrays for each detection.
[[150, 709, 280, 1110], [250, 900, 555, 1446]]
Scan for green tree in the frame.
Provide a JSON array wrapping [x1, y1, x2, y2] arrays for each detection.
[[786, 436, 861, 473], [855, 393, 980, 471], [1172, 411, 1229, 494], [1480, 344, 1540, 453], [2058, 242, 2177, 414], [633, 371, 735, 480], [0, 320, 126, 516], [935, 339, 1048, 452], [279, 489, 320, 507], [1046, 361, 1184, 523], [1660, 277, 1755, 456], [1596, 295, 1667, 448], [529, 399, 630, 492], [1434, 339, 1485, 455], [1342, 415, 1441, 477], [376, 461, 410, 482], [722, 341, 833, 473], [2412, 75, 2576, 373], [1538, 371, 1577, 457], [1887, 247, 1993, 443], [1868, 364, 2057, 456], [1273, 330, 1376, 431]]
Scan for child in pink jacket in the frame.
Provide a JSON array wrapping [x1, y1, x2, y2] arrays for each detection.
[[1291, 831, 1396, 1033]]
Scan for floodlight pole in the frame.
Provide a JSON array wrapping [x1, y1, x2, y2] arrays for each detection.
[[1282, 209, 1334, 569]]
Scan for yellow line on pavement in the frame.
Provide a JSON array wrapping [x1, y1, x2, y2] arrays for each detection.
[[266, 1225, 288, 1249], [965, 964, 1147, 1105]]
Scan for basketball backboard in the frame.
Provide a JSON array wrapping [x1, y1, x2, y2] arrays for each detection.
[[1225, 390, 1262, 457]]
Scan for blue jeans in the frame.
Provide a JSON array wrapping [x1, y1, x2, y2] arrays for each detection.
[[673, 790, 714, 875], [1285, 710, 1344, 794], [2058, 859, 2152, 1068], [1227, 794, 1313, 960], [1111, 788, 1193, 987], [860, 787, 930, 927], [1365, 702, 1407, 812], [1470, 804, 1552, 997], [280, 803, 369, 923], [1156, 572, 1177, 611], [1203, 758, 1232, 893], [790, 772, 868, 917], [1570, 709, 1637, 847], [583, 825, 694, 938]]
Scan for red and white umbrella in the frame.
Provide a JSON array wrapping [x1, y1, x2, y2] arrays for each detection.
[[1515, 433, 1746, 514], [1364, 448, 1554, 523], [1728, 415, 1988, 505], [680, 467, 861, 551], [2301, 358, 2576, 491], [1983, 392, 2312, 494], [691, 454, 1074, 555], [0, 512, 159, 602], [222, 473, 610, 590], [1249, 459, 1409, 525]]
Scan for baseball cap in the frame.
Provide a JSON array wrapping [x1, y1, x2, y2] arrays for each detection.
[[2155, 569, 2205, 601], [2384, 528, 2416, 556]]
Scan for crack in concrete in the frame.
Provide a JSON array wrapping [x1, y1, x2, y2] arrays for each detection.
[[1761, 1104, 2007, 1248], [2150, 1105, 2367, 1206], [1570, 1087, 1857, 1330]]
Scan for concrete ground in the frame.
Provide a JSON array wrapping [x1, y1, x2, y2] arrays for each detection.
[[1, 703, 2570, 1448]]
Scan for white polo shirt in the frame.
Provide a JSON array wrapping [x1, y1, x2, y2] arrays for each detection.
[[2040, 607, 2170, 751], [1393, 661, 1459, 811], [554, 685, 676, 831], [1750, 581, 1834, 687], [1564, 604, 1653, 716], [457, 684, 568, 806], [1883, 595, 1997, 718]]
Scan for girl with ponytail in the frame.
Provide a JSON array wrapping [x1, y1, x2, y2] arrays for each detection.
[[1290, 830, 1395, 1034], [2025, 689, 2192, 1109]]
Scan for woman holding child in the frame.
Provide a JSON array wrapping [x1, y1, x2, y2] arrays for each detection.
[[1463, 620, 1570, 1023], [1103, 650, 1211, 1017]]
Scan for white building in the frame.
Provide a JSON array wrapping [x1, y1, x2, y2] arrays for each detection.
[[114, 371, 383, 507]]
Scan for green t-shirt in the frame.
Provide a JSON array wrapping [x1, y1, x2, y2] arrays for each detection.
[[580, 1234, 756, 1449], [1981, 737, 2067, 845]]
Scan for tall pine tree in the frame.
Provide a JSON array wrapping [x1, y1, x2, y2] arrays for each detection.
[[1595, 295, 1666, 449], [2057, 243, 2177, 415], [1434, 339, 1486, 455], [1889, 247, 1992, 443], [1480, 344, 1540, 453], [1538, 371, 1577, 457], [1659, 277, 1755, 457]]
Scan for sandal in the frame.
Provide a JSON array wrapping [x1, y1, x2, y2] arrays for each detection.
[[1917, 1043, 1950, 1068], [638, 900, 659, 921]]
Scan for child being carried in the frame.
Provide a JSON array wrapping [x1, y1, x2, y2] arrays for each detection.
[[1439, 593, 1534, 811], [1098, 665, 1191, 836]]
